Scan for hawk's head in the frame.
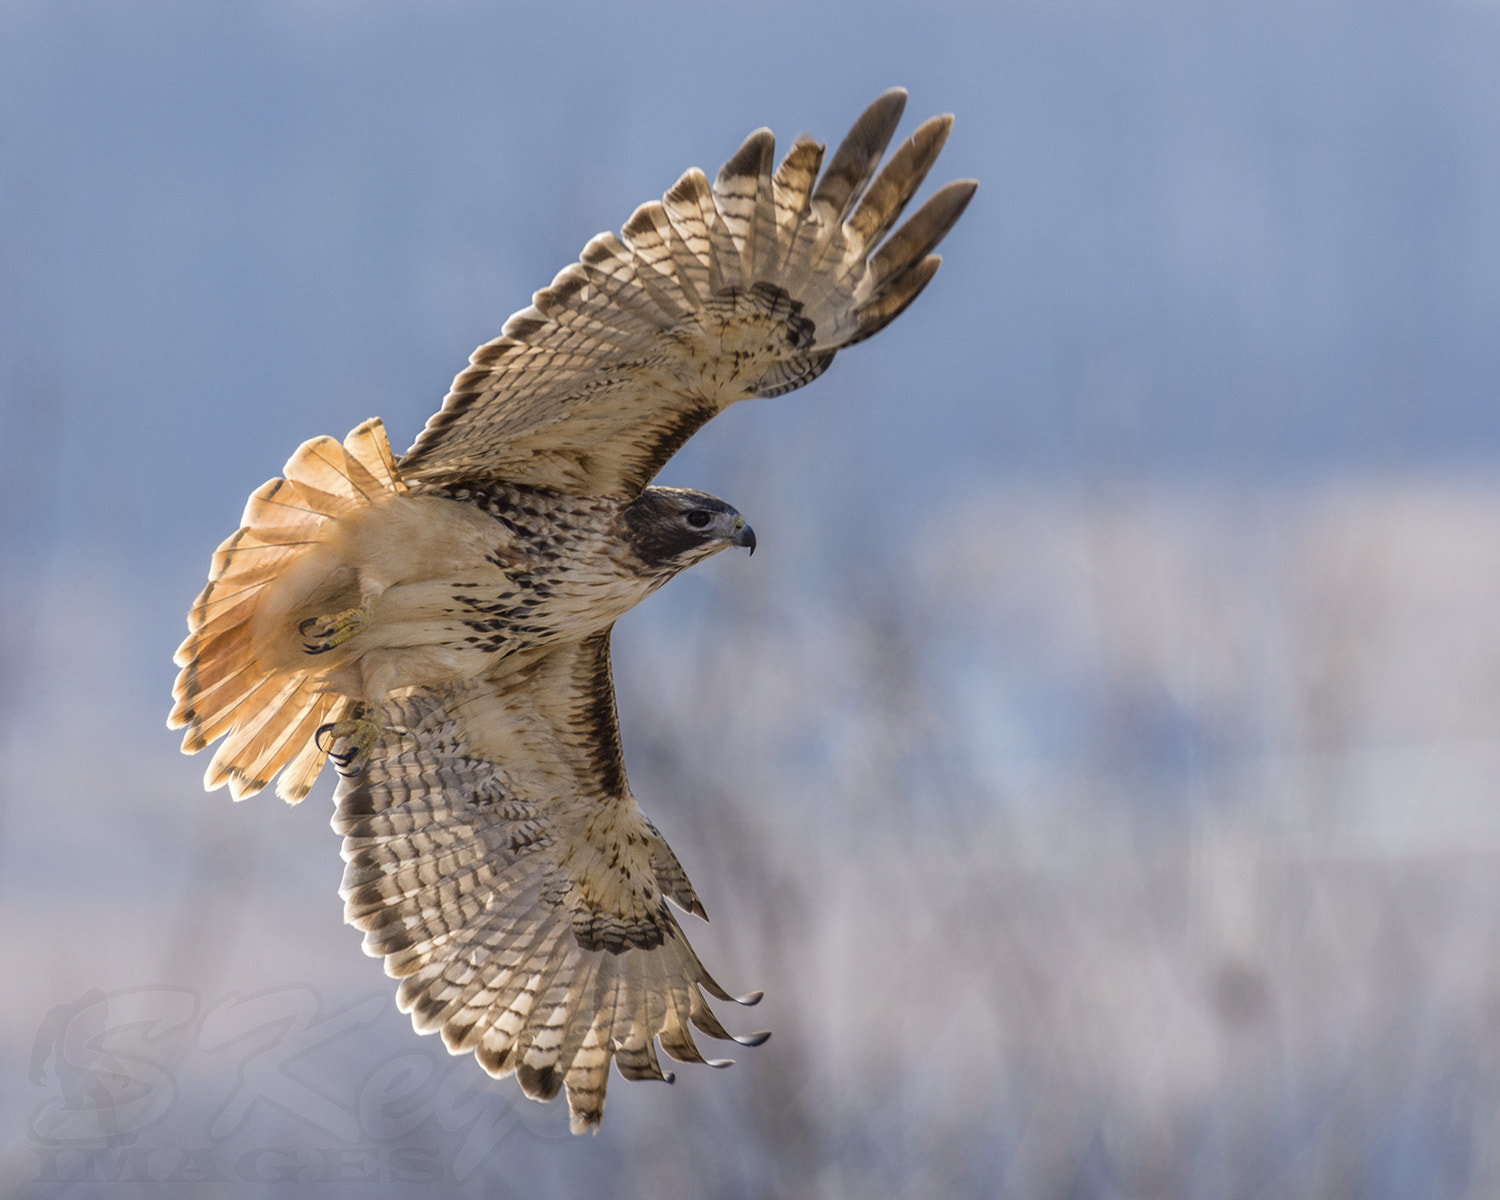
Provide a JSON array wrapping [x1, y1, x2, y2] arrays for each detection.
[[622, 487, 756, 577]]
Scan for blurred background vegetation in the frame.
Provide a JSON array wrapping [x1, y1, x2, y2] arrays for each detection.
[[4, 2, 1500, 1196]]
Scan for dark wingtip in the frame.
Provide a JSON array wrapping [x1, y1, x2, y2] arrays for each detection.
[[719, 127, 776, 188], [813, 90, 912, 221]]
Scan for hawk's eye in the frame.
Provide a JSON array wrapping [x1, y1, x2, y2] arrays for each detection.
[[685, 510, 713, 529]]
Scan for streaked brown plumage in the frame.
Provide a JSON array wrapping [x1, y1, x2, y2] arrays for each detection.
[[169, 89, 973, 1131]]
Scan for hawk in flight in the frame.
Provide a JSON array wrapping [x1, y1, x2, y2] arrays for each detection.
[[169, 89, 973, 1132]]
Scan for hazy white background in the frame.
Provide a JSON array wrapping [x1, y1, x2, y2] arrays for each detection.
[[4, 2, 1500, 1196]]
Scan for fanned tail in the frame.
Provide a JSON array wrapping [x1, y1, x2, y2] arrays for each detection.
[[168, 418, 408, 802]]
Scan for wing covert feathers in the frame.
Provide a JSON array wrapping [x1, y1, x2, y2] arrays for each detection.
[[400, 88, 975, 496], [332, 636, 764, 1133], [168, 419, 407, 802]]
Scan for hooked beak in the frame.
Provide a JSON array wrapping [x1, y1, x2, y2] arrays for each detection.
[[731, 518, 757, 556]]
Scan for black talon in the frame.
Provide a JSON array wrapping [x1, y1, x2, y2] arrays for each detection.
[[301, 618, 335, 655], [325, 742, 363, 775], [316, 727, 357, 772], [316, 706, 374, 777], [300, 615, 351, 655]]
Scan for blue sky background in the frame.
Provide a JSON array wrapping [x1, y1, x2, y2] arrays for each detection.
[[6, 2, 1500, 563], [4, 3, 1500, 1196]]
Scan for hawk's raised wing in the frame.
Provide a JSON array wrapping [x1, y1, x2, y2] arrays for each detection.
[[399, 88, 975, 498], [333, 632, 764, 1132]]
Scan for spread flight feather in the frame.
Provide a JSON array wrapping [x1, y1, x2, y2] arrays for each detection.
[[168, 89, 973, 1132]]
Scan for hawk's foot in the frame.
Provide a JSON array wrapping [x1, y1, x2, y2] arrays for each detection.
[[316, 711, 380, 777], [300, 601, 373, 655]]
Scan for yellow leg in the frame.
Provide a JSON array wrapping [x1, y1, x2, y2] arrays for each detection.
[[316, 705, 381, 777], [300, 598, 374, 655]]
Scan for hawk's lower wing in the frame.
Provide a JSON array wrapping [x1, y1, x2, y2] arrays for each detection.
[[398, 88, 975, 498], [332, 632, 764, 1133]]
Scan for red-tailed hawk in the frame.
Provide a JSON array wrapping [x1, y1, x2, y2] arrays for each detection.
[[169, 89, 973, 1132]]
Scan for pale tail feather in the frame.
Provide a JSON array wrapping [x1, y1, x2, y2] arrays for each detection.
[[168, 418, 406, 802]]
